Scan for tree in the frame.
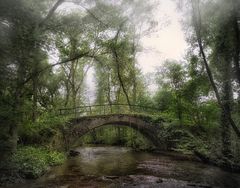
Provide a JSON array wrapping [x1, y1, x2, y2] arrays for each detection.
[[174, 0, 240, 158], [190, 0, 240, 157], [156, 60, 186, 125], [0, 0, 63, 159]]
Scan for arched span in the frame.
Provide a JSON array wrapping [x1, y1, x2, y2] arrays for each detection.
[[63, 114, 163, 148]]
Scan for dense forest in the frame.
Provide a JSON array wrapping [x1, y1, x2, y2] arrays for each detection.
[[0, 0, 240, 187]]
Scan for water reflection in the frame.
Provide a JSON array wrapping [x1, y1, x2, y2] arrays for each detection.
[[58, 147, 138, 176], [12, 146, 240, 188]]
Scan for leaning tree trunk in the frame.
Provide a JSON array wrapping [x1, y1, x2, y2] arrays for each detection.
[[191, 0, 240, 138], [220, 58, 233, 158], [231, 0, 240, 86], [111, 25, 132, 107], [230, 0, 240, 111]]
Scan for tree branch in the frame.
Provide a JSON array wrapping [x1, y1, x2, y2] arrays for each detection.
[[21, 51, 90, 88], [78, 4, 109, 28], [111, 23, 131, 106], [39, 0, 65, 27]]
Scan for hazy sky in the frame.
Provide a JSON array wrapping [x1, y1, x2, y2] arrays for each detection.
[[58, 0, 187, 73], [137, 0, 187, 73]]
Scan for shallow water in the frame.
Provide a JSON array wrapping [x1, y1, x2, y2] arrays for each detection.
[[12, 146, 240, 188]]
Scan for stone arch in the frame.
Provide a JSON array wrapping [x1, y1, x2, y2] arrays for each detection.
[[63, 114, 163, 148]]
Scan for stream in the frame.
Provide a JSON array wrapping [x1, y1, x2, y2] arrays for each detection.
[[13, 146, 240, 188]]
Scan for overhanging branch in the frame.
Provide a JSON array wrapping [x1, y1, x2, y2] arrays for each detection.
[[39, 0, 65, 27]]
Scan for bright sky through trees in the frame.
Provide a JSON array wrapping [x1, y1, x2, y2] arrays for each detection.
[[137, 0, 187, 73], [79, 0, 188, 99], [57, 0, 187, 72]]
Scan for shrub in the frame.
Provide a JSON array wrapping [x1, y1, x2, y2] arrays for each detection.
[[19, 112, 70, 145], [10, 146, 65, 179]]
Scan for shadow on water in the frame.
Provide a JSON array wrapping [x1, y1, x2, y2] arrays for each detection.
[[11, 146, 240, 188]]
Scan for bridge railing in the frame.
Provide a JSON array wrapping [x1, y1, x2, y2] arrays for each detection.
[[59, 104, 160, 117]]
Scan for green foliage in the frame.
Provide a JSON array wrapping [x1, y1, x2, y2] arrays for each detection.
[[77, 125, 154, 150], [156, 122, 212, 155], [9, 146, 65, 179], [0, 0, 239, 177], [19, 112, 69, 145], [136, 93, 155, 108], [154, 58, 221, 129], [154, 90, 174, 111]]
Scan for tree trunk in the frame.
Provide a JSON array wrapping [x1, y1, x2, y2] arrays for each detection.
[[1, 0, 64, 163], [91, 129, 97, 144], [176, 93, 183, 126], [220, 58, 232, 158], [0, 63, 24, 162], [111, 25, 131, 107], [231, 0, 240, 109], [107, 71, 112, 105], [132, 72, 137, 105], [113, 48, 131, 106], [64, 82, 70, 107], [191, 0, 240, 138], [32, 74, 38, 122], [231, 0, 240, 86]]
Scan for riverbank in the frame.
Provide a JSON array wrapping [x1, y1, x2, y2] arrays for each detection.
[[4, 146, 240, 188], [0, 146, 66, 187], [2, 145, 240, 188]]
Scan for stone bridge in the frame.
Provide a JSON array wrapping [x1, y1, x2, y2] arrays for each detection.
[[59, 104, 164, 149], [61, 114, 164, 149]]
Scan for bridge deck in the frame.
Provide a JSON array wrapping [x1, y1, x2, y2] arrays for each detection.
[[59, 104, 161, 118]]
